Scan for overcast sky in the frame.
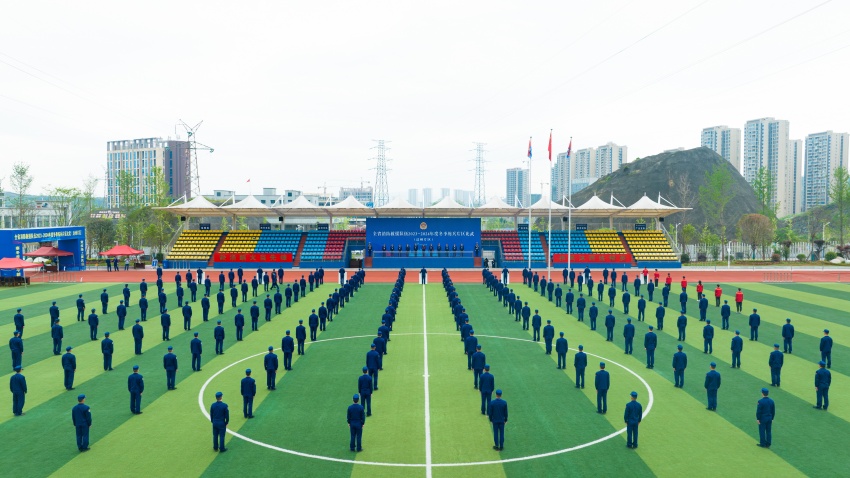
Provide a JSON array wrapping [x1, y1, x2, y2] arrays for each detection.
[[2, 0, 848, 201]]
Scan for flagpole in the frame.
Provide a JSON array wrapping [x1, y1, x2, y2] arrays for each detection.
[[527, 137, 532, 271], [567, 137, 573, 275], [547, 129, 552, 281]]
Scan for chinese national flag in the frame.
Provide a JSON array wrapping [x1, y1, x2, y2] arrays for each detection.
[[548, 129, 552, 162]]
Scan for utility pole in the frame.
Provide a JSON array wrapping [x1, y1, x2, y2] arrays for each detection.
[[178, 120, 214, 199], [370, 140, 390, 207], [472, 142, 487, 206]]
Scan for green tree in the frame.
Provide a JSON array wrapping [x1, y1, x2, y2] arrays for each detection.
[[681, 224, 697, 251], [829, 166, 850, 244], [738, 214, 774, 259], [9, 162, 34, 227], [751, 167, 779, 218], [45, 186, 82, 227], [115, 170, 141, 214], [88, 218, 116, 256], [698, 164, 735, 233]]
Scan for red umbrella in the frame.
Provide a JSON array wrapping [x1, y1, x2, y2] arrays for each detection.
[[101, 245, 144, 257], [23, 246, 73, 257], [0, 257, 43, 269]]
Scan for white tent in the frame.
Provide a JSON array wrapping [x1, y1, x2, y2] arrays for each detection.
[[426, 196, 474, 217], [324, 196, 373, 217], [274, 195, 322, 217], [524, 195, 570, 216], [374, 197, 422, 217], [620, 194, 681, 218], [473, 196, 522, 217], [161, 195, 227, 216], [221, 195, 270, 216], [572, 196, 624, 217]]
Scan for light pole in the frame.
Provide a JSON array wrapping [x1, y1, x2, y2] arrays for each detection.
[[823, 222, 830, 259], [727, 240, 732, 269], [674, 223, 681, 251]]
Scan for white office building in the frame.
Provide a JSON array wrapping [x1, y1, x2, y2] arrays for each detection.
[[701, 125, 742, 172], [743, 118, 796, 217], [804, 131, 850, 211], [506, 168, 529, 207]]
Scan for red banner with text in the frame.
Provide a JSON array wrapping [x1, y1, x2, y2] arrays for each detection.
[[552, 253, 633, 263], [215, 252, 293, 263]]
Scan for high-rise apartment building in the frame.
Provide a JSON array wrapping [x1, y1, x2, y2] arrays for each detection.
[[701, 125, 742, 172], [106, 138, 190, 209], [743, 118, 795, 217], [804, 131, 850, 211], [506, 168, 529, 207], [338, 186, 374, 205], [595, 143, 628, 178], [422, 188, 433, 207], [407, 188, 420, 207]]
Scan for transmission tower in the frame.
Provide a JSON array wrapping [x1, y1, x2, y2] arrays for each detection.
[[370, 139, 391, 207], [178, 120, 214, 199], [472, 142, 488, 206]]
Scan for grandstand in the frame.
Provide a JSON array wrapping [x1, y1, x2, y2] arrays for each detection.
[[323, 230, 364, 261], [255, 231, 302, 255], [300, 231, 329, 262], [548, 231, 591, 255], [482, 231, 523, 262], [584, 230, 626, 254], [166, 230, 222, 262], [218, 230, 261, 253], [621, 230, 678, 262]]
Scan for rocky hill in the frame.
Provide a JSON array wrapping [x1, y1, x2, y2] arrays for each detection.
[[569, 147, 761, 231]]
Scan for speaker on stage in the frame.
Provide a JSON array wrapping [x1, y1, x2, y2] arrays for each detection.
[[180, 216, 186, 222]]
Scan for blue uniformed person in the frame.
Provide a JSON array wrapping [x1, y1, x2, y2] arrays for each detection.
[[703, 319, 714, 353], [622, 290, 631, 314], [624, 391, 642, 448], [782, 319, 794, 353], [347, 394, 366, 452], [637, 295, 646, 322], [595, 362, 610, 413], [295, 320, 307, 355], [250, 301, 260, 331], [749, 308, 761, 341], [720, 300, 731, 330], [655, 302, 665, 330], [698, 294, 708, 321], [821, 329, 833, 368], [565, 289, 574, 314], [309, 310, 319, 341], [623, 318, 635, 354], [669, 344, 688, 389], [282, 330, 295, 370], [160, 309, 171, 341], [769, 344, 784, 387], [465, 330, 478, 369], [191, 333, 203, 371], [128, 365, 144, 414], [241, 369, 256, 418], [210, 391, 230, 452], [117, 300, 127, 330], [588, 302, 599, 330], [132, 319, 144, 355], [577, 294, 587, 321], [556, 332, 568, 369], [62, 346, 76, 390], [608, 285, 616, 307], [574, 345, 587, 388], [10, 365, 26, 416], [13, 309, 25, 338], [471, 345, 486, 389], [731, 330, 743, 368], [488, 389, 508, 450], [71, 394, 92, 452], [49, 301, 60, 328], [214, 321, 225, 355], [676, 311, 687, 341], [814, 360, 831, 410], [163, 346, 178, 390], [543, 320, 555, 354], [230, 285, 238, 308], [76, 295, 85, 321], [100, 288, 109, 314], [531, 310, 542, 341], [101, 332, 113, 371], [366, 343, 382, 390], [756, 388, 774, 448], [9, 331, 23, 371], [704, 362, 721, 410], [358, 367, 373, 416], [264, 346, 279, 390], [51, 319, 64, 355], [644, 326, 657, 369], [201, 294, 210, 322], [479, 365, 495, 415], [521, 303, 531, 330], [605, 310, 616, 341], [139, 294, 148, 322], [234, 309, 245, 341]]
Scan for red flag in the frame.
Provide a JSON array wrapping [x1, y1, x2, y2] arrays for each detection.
[[566, 138, 572, 158], [247, 179, 251, 183], [527, 137, 532, 159], [548, 129, 553, 162]]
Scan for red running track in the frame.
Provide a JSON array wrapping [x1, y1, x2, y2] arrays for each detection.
[[22, 268, 850, 284]]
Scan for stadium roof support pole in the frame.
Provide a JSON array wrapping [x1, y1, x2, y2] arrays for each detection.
[[528, 145, 532, 271]]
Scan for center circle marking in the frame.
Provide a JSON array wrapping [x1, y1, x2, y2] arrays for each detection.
[[198, 332, 655, 467]]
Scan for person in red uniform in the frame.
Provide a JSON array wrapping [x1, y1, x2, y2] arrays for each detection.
[[734, 288, 744, 313], [642, 268, 649, 284], [714, 285, 722, 307], [680, 276, 688, 290], [696, 281, 704, 299], [653, 269, 660, 287], [665, 274, 673, 287]]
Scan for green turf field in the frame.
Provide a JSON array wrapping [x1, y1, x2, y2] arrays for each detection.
[[1, 277, 847, 477]]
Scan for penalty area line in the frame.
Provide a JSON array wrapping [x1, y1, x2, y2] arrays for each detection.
[[422, 284, 433, 478]]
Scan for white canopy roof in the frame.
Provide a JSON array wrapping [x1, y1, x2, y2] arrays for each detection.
[[161, 195, 227, 216], [221, 195, 268, 215], [374, 197, 421, 216], [324, 196, 372, 216], [425, 196, 474, 217], [618, 194, 679, 218], [527, 195, 570, 211], [572, 196, 624, 217], [473, 196, 521, 217]]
